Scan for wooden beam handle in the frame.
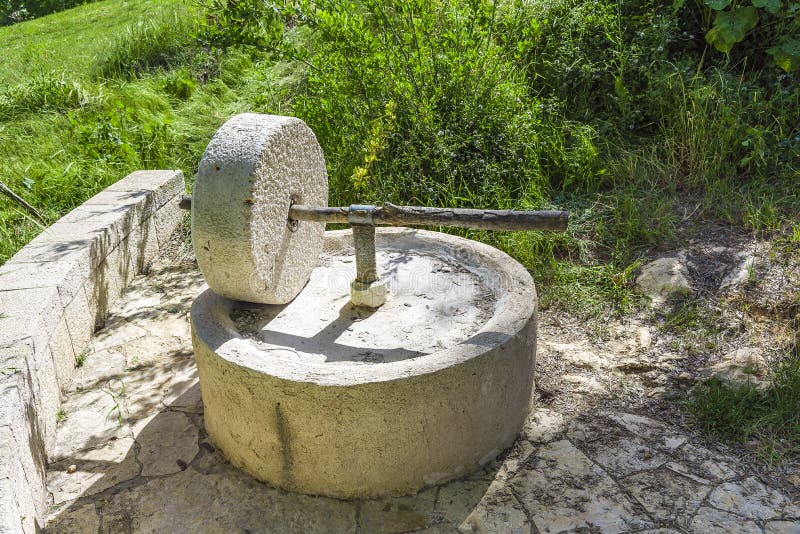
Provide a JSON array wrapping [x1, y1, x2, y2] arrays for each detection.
[[180, 196, 569, 232]]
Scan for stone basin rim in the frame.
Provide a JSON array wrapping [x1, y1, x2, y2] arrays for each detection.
[[190, 227, 536, 387]]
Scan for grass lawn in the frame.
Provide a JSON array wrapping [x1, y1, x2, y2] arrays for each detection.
[[0, 0, 184, 84]]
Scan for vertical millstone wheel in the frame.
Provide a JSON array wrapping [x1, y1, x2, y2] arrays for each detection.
[[192, 113, 328, 304]]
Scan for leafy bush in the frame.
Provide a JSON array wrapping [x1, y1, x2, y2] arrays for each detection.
[[497, 0, 678, 134], [194, 0, 283, 51], [673, 0, 800, 71], [277, 0, 603, 210]]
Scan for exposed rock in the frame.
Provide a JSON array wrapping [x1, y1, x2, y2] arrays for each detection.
[[765, 520, 800, 533], [602, 412, 687, 451], [707, 477, 794, 521], [71, 348, 126, 391], [622, 468, 710, 525], [707, 347, 770, 389], [45, 503, 99, 534], [459, 482, 530, 534], [100, 468, 358, 533], [588, 436, 669, 477], [690, 506, 760, 533], [544, 341, 610, 369], [636, 255, 693, 304], [437, 480, 494, 527], [510, 440, 652, 533], [637, 327, 653, 349], [720, 253, 756, 290], [494, 440, 535, 481], [90, 318, 148, 352], [562, 374, 607, 394], [677, 443, 739, 482], [521, 407, 564, 444], [51, 389, 130, 461]]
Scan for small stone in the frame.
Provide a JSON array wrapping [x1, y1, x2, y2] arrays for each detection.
[[636, 255, 693, 305], [66, 464, 77, 474], [646, 386, 667, 398]]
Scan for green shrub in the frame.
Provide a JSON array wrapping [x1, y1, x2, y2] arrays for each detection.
[[282, 0, 603, 210], [194, 0, 283, 51], [673, 0, 800, 71]]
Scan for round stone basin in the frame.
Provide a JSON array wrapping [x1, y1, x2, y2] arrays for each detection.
[[191, 227, 537, 498]]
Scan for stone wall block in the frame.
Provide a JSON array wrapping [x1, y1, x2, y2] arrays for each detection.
[[0, 169, 185, 533]]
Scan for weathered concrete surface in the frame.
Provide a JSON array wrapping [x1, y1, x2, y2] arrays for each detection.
[[192, 228, 538, 498], [44, 236, 800, 533], [192, 113, 328, 304]]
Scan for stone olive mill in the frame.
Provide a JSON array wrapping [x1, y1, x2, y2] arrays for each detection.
[[4, 114, 797, 533]]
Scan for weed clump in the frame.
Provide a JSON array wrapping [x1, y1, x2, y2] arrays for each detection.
[[689, 349, 800, 462]]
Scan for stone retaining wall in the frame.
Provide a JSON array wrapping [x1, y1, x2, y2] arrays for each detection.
[[0, 170, 185, 533]]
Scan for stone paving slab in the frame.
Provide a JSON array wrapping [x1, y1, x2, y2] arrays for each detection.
[[44, 250, 800, 533]]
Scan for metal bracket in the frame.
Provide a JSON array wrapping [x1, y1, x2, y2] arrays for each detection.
[[347, 204, 376, 227]]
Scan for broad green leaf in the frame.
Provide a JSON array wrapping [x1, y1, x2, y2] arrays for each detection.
[[767, 37, 800, 72], [704, 0, 731, 10], [673, 0, 686, 12], [752, 0, 781, 14], [705, 7, 759, 53]]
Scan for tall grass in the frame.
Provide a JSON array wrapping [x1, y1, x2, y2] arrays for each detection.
[[95, 3, 199, 78], [0, 72, 91, 119]]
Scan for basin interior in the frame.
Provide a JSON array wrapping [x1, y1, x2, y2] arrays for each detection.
[[231, 232, 500, 364]]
